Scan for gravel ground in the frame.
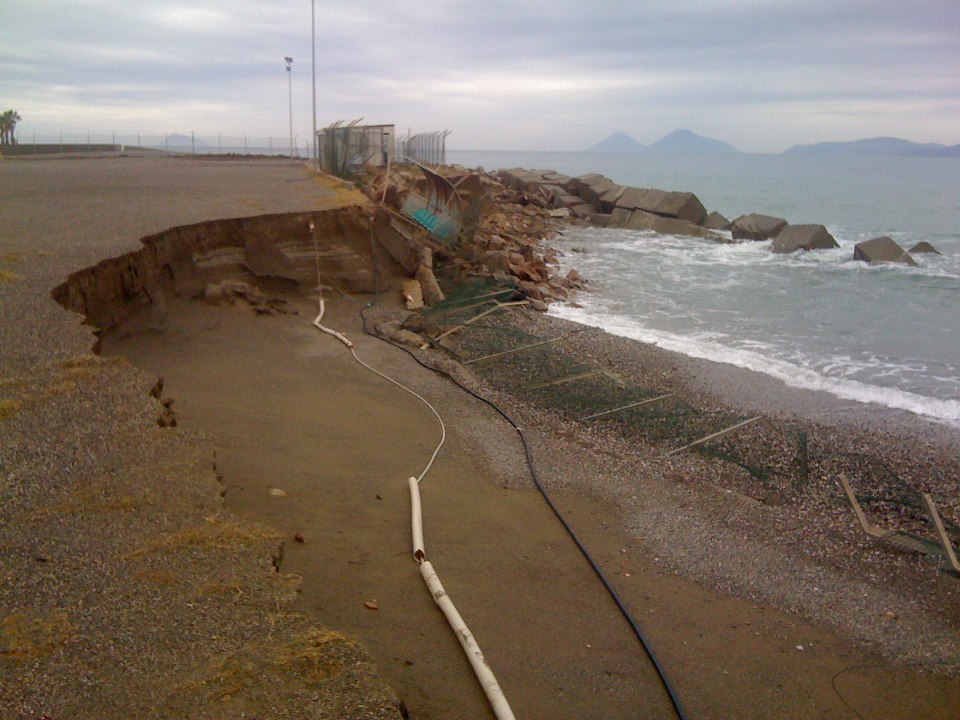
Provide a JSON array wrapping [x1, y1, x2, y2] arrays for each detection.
[[0, 155, 400, 719]]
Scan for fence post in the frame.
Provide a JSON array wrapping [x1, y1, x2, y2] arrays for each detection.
[[269, 136, 273, 153], [218, 133, 222, 154], [244, 135, 247, 153], [59, 132, 63, 153], [191, 131, 195, 154]]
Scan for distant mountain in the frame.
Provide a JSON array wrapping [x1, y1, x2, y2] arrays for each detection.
[[647, 128, 742, 154], [587, 131, 646, 153], [783, 136, 960, 157], [165, 133, 209, 147], [586, 129, 741, 154]]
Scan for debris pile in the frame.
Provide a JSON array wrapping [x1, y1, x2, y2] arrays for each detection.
[[367, 165, 585, 311]]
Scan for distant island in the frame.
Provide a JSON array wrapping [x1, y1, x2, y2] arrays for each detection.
[[783, 136, 960, 157], [587, 129, 742, 155], [586, 130, 959, 157]]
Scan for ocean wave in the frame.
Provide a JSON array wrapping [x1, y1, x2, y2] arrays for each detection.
[[548, 303, 960, 429]]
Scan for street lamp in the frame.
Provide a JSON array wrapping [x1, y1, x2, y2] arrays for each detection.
[[311, 0, 317, 169], [285, 56, 294, 157]]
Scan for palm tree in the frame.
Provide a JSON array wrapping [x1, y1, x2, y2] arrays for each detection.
[[0, 110, 21, 145]]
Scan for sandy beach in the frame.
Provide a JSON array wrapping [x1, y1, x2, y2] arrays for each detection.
[[2, 155, 959, 719]]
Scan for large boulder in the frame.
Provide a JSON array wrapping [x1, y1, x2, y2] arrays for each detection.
[[771, 224, 839, 253], [909, 241, 942, 255], [730, 213, 788, 241], [703, 211, 731, 231], [854, 236, 917, 266], [616, 187, 707, 225], [607, 207, 634, 229], [622, 209, 717, 239]]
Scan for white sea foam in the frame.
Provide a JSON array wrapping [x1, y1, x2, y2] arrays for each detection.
[[549, 302, 960, 429]]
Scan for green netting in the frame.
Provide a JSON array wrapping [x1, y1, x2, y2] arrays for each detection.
[[421, 279, 810, 488]]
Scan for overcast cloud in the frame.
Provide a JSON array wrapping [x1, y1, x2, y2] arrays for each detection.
[[1, 0, 957, 152]]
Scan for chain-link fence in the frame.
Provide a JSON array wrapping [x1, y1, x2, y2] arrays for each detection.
[[4, 130, 314, 157]]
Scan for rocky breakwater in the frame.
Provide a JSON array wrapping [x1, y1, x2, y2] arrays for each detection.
[[497, 168, 723, 240]]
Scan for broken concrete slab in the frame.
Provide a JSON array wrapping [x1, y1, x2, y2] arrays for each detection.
[[854, 236, 918, 266], [771, 224, 839, 253], [730, 213, 788, 241]]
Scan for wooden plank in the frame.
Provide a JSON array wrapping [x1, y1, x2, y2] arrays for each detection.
[[923, 493, 960, 571], [667, 416, 761, 456], [838, 473, 887, 539], [464, 332, 573, 365], [523, 369, 607, 391], [578, 393, 675, 421]]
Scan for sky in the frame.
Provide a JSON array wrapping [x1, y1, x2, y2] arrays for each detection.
[[1, 1, 958, 153]]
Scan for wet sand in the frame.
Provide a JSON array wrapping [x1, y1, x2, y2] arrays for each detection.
[[103, 291, 960, 719]]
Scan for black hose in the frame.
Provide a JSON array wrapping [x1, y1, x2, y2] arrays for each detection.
[[359, 304, 689, 720]]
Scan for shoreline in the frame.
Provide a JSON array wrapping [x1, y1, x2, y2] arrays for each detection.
[[550, 302, 960, 448]]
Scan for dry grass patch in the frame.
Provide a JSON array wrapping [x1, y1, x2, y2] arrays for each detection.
[[124, 516, 283, 559], [41, 379, 77, 396], [31, 481, 152, 519], [0, 611, 75, 661], [187, 626, 360, 704], [0, 252, 24, 264], [134, 570, 183, 585], [0, 269, 21, 283], [273, 627, 359, 683], [0, 398, 24, 420]]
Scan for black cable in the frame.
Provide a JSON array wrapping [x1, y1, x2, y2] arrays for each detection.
[[359, 304, 689, 720]]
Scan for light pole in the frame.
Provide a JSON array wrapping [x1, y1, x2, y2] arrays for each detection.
[[311, 0, 317, 169], [285, 56, 294, 157]]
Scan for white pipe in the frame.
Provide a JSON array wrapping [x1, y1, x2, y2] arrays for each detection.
[[419, 561, 517, 720], [312, 294, 353, 348], [310, 219, 353, 349], [409, 476, 425, 561]]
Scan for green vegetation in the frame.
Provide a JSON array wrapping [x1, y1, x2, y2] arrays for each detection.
[[0, 110, 21, 145]]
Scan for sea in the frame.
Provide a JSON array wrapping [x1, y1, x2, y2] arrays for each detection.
[[447, 150, 960, 429]]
